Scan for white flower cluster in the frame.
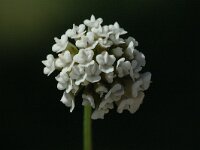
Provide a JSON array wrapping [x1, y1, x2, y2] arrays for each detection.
[[42, 15, 151, 119]]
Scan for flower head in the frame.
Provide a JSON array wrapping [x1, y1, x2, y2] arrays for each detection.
[[42, 15, 151, 119]]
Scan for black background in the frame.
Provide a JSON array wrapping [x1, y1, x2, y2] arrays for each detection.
[[0, 0, 198, 150]]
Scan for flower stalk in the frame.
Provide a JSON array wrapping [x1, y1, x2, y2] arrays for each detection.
[[83, 105, 92, 150]]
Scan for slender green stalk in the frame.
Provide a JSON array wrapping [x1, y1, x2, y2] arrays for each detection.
[[83, 105, 92, 150]]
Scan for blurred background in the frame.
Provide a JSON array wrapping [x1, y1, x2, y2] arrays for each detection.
[[0, 0, 197, 150]]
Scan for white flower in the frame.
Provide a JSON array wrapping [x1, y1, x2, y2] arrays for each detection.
[[132, 72, 151, 97], [52, 34, 68, 53], [71, 80, 79, 94], [84, 14, 103, 28], [132, 80, 143, 98], [61, 61, 75, 73], [104, 83, 124, 102], [55, 72, 72, 93], [116, 58, 131, 78], [82, 93, 95, 108], [99, 83, 124, 110], [96, 51, 116, 73], [130, 51, 146, 80], [69, 65, 87, 85], [75, 32, 98, 49], [60, 91, 75, 112], [85, 62, 101, 83], [130, 60, 140, 80], [134, 50, 146, 72], [42, 54, 55, 76], [91, 103, 113, 119], [98, 37, 113, 48], [91, 109, 108, 120], [125, 36, 138, 47], [55, 51, 73, 68], [109, 34, 125, 45], [73, 48, 94, 67], [109, 22, 127, 39], [140, 72, 151, 90], [66, 24, 86, 39], [111, 47, 123, 58], [124, 41, 135, 60], [95, 83, 108, 98], [104, 72, 115, 83], [117, 92, 144, 114], [91, 25, 112, 38]]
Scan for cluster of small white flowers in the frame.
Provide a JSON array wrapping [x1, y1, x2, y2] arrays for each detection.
[[42, 15, 151, 119]]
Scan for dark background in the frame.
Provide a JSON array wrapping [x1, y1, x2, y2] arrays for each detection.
[[0, 0, 198, 150]]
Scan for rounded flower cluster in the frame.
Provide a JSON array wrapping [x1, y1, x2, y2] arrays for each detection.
[[42, 15, 151, 119]]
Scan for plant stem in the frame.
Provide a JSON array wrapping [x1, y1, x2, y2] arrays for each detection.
[[83, 105, 92, 150]]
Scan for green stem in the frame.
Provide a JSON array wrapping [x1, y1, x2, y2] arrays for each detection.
[[83, 105, 92, 150]]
